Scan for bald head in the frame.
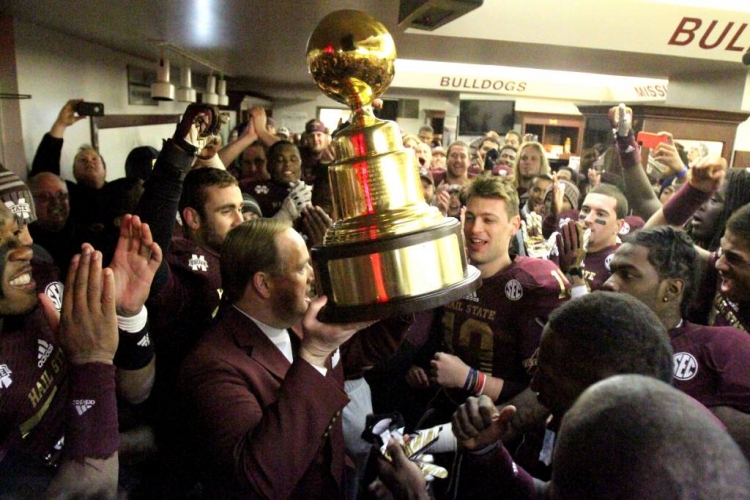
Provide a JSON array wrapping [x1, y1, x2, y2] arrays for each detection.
[[29, 172, 69, 232]]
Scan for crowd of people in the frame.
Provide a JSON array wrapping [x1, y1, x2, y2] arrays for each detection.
[[0, 98, 749, 499]]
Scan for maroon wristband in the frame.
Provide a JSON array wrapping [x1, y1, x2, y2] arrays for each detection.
[[64, 362, 119, 462], [616, 133, 641, 170], [662, 181, 712, 227]]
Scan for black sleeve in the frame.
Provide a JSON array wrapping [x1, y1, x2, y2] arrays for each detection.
[[135, 139, 195, 292], [30, 133, 63, 177]]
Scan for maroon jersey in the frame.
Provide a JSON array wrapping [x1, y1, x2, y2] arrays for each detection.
[[147, 236, 222, 358], [0, 260, 65, 465], [670, 321, 750, 411], [439, 257, 569, 401], [581, 243, 619, 291], [239, 179, 291, 219]]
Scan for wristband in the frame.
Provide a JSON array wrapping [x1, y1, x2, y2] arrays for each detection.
[[117, 307, 148, 332], [113, 322, 154, 370], [171, 136, 199, 156], [662, 181, 712, 227], [64, 363, 119, 462], [463, 367, 478, 392], [675, 166, 688, 179]]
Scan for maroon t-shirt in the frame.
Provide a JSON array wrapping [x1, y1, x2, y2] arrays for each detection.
[[670, 321, 750, 411], [439, 257, 569, 402], [581, 244, 619, 291], [239, 179, 291, 219], [0, 260, 65, 465]]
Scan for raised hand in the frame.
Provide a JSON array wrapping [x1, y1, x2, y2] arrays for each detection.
[[688, 155, 726, 193], [557, 220, 586, 274], [301, 206, 332, 247], [51, 99, 85, 138], [249, 106, 268, 133], [108, 214, 162, 317], [430, 352, 470, 389], [44, 246, 118, 365], [452, 396, 515, 450], [174, 103, 221, 150]]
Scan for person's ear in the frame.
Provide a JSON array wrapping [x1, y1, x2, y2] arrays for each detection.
[[183, 207, 201, 231], [660, 278, 685, 303], [253, 272, 272, 299]]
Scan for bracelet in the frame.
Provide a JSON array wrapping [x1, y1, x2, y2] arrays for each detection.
[[675, 166, 688, 179], [463, 367, 478, 392], [474, 370, 487, 396]]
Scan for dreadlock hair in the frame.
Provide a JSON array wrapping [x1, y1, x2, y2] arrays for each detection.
[[628, 226, 701, 318], [706, 168, 750, 251]]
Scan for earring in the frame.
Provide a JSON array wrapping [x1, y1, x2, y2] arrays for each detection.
[[663, 296, 669, 302]]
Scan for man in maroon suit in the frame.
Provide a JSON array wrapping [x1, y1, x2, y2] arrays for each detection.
[[179, 219, 410, 499]]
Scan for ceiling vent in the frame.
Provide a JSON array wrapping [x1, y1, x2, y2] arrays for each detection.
[[398, 0, 483, 31]]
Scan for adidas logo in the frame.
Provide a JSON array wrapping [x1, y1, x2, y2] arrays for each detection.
[[73, 399, 95, 416], [137, 334, 151, 347], [38, 339, 54, 368], [464, 291, 479, 303]]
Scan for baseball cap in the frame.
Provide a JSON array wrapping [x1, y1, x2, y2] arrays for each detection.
[[277, 126, 291, 139], [419, 167, 434, 185], [305, 119, 327, 134]]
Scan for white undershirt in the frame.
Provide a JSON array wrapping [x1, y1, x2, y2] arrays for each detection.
[[233, 305, 327, 376]]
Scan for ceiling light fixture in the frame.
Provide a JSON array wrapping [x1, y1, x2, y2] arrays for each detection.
[[151, 53, 175, 101], [217, 77, 229, 106], [176, 66, 197, 103], [203, 75, 220, 105]]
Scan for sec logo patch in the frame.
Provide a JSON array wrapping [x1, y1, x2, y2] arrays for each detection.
[[505, 279, 523, 301]]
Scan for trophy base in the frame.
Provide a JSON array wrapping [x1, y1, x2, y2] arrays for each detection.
[[311, 217, 482, 323], [316, 265, 481, 322]]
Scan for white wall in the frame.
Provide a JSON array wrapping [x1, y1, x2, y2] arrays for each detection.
[[14, 21, 193, 181]]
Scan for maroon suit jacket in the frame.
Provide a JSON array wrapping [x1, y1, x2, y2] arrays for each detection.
[[178, 305, 410, 499]]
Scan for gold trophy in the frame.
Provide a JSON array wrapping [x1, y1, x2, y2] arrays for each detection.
[[307, 10, 480, 321]]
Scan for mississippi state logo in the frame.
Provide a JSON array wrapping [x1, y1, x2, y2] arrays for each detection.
[[619, 221, 631, 235], [5, 197, 32, 222], [0, 364, 12, 389], [604, 253, 614, 271], [255, 185, 270, 195], [673, 352, 698, 381], [505, 279, 523, 301], [189, 254, 208, 272], [44, 282, 64, 312]]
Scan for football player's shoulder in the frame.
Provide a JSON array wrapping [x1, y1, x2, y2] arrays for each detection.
[[511, 256, 562, 286]]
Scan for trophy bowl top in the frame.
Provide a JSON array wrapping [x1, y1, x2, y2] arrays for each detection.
[[306, 10, 396, 109]]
